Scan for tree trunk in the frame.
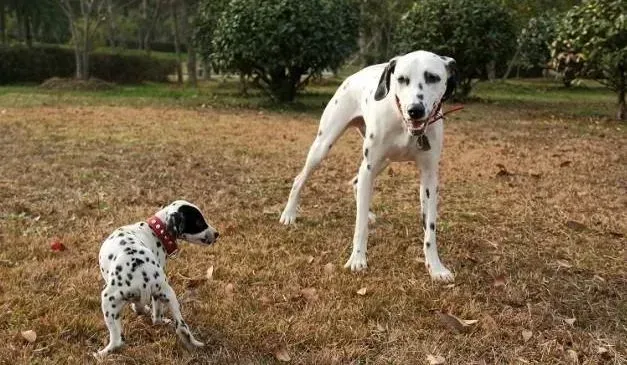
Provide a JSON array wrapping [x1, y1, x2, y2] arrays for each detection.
[[74, 43, 83, 79], [106, 0, 117, 48], [0, 0, 6, 45], [171, 0, 183, 84], [25, 15, 32, 47], [82, 12, 90, 80], [618, 67, 625, 121], [502, 45, 521, 80], [180, 0, 196, 87]]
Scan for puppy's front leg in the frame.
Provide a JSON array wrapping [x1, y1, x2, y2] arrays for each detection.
[[345, 148, 383, 271]]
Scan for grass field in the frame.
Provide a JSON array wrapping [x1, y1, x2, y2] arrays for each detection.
[[0, 78, 625, 364]]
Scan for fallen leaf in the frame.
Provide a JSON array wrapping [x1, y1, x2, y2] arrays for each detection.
[[356, 287, 367, 296], [206, 266, 214, 280], [556, 260, 573, 268], [566, 349, 578, 363], [437, 312, 478, 333], [564, 317, 576, 326], [426, 354, 446, 364], [608, 231, 624, 238], [306, 255, 314, 264], [300, 288, 318, 302], [375, 323, 385, 332], [387, 167, 395, 176], [223, 223, 238, 235], [323, 263, 335, 275], [496, 163, 513, 177], [565, 220, 586, 231], [224, 283, 235, 299], [596, 346, 608, 354], [21, 330, 37, 343], [559, 160, 572, 167], [50, 239, 65, 252], [530, 171, 542, 179], [274, 347, 291, 362], [493, 274, 507, 288], [259, 295, 272, 305], [522, 330, 532, 342]]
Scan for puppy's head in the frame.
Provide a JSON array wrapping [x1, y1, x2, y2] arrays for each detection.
[[163, 200, 219, 245], [374, 51, 457, 135]]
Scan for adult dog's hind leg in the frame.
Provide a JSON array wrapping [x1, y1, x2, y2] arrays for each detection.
[[280, 94, 359, 225]]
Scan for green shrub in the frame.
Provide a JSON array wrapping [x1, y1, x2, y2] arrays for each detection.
[[205, 0, 359, 102], [0, 46, 177, 84], [394, 0, 516, 98]]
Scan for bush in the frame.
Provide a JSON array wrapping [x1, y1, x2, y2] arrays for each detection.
[[551, 0, 626, 120], [206, 0, 359, 101], [394, 0, 516, 98], [517, 11, 559, 71], [0, 46, 177, 84]]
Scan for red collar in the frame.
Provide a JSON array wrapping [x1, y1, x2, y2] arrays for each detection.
[[147, 216, 179, 257]]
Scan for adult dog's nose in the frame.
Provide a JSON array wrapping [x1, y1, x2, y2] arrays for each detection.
[[407, 104, 425, 119]]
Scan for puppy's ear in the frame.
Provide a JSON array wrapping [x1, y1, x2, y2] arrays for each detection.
[[166, 211, 185, 237], [442, 56, 457, 101], [374, 57, 397, 101]]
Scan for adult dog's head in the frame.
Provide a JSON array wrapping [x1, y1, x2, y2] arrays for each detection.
[[374, 51, 457, 135]]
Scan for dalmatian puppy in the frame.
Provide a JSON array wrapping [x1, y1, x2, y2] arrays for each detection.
[[95, 200, 219, 358], [280, 50, 457, 281]]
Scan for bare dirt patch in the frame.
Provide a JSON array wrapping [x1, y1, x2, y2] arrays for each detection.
[[0, 105, 625, 364]]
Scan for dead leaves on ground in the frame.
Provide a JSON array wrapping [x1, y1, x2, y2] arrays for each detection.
[[426, 354, 446, 364], [20, 330, 37, 343], [437, 312, 479, 333]]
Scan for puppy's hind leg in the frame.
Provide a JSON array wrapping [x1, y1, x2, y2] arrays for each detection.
[[280, 91, 360, 224], [159, 283, 204, 349], [94, 287, 126, 358]]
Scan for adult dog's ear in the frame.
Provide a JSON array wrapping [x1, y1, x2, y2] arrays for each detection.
[[374, 57, 397, 101], [166, 211, 185, 237], [442, 56, 457, 101]]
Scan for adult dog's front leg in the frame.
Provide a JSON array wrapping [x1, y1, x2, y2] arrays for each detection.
[[344, 155, 382, 271], [418, 156, 454, 282]]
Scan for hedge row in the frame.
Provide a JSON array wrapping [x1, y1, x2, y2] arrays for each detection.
[[0, 46, 178, 84]]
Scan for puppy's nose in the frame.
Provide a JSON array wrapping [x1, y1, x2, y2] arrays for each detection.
[[407, 104, 426, 119], [214, 232, 219, 239]]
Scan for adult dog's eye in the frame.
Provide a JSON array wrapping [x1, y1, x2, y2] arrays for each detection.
[[424, 71, 441, 84], [397, 76, 410, 85]]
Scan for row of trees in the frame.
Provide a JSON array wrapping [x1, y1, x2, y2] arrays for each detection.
[[0, 0, 624, 119]]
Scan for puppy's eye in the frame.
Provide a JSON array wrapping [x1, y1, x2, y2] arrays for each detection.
[[424, 71, 441, 84], [396, 76, 410, 85]]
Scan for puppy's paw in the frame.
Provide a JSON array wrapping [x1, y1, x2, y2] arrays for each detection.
[[279, 207, 298, 225], [428, 264, 455, 282], [344, 251, 368, 272]]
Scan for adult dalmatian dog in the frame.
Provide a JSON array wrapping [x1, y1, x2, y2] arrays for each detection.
[[95, 200, 219, 358], [280, 50, 457, 282]]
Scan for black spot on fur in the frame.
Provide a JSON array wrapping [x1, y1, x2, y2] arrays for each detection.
[[108, 254, 113, 260], [364, 148, 368, 158], [424, 71, 441, 84], [430, 223, 435, 231], [140, 222, 146, 226], [334, 99, 338, 104], [418, 94, 424, 100], [112, 304, 116, 309], [119, 240, 127, 246], [127, 273, 133, 280], [156, 241, 162, 248], [144, 277, 149, 283], [426, 189, 430, 198], [118, 232, 124, 237], [125, 280, 131, 286], [353, 178, 358, 185], [139, 250, 144, 255], [153, 272, 159, 279], [115, 313, 120, 319], [425, 242, 431, 247], [367, 164, 371, 170], [115, 265, 122, 272], [422, 213, 426, 229], [419, 83, 423, 90], [105, 311, 109, 317], [109, 295, 115, 301], [369, 133, 374, 139], [143, 283, 147, 288], [318, 130, 322, 136]]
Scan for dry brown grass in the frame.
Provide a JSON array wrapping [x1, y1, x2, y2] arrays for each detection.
[[0, 102, 625, 364]]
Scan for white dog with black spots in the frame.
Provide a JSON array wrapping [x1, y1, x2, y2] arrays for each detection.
[[280, 50, 457, 282], [95, 200, 219, 358]]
